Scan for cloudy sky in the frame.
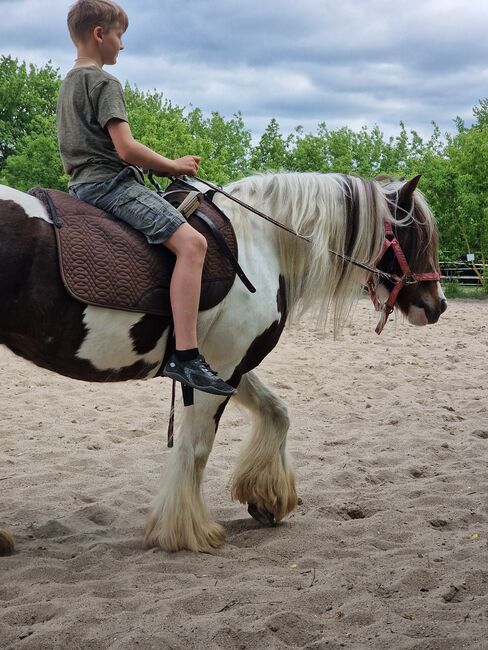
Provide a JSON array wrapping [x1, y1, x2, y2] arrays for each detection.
[[1, 0, 488, 141]]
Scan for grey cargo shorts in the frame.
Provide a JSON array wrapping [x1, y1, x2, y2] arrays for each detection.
[[69, 167, 186, 244]]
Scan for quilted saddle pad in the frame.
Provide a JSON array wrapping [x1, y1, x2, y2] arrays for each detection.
[[28, 182, 240, 317]]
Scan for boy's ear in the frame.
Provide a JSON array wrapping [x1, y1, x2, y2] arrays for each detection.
[[93, 25, 104, 42]]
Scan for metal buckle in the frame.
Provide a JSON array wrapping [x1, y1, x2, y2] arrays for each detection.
[[402, 275, 418, 285]]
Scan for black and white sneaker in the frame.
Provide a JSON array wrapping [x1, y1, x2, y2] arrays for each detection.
[[163, 354, 236, 397]]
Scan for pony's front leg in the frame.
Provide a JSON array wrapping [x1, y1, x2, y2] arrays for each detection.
[[231, 371, 297, 525], [144, 392, 229, 552]]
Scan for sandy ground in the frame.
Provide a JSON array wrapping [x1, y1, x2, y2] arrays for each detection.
[[1, 298, 488, 650]]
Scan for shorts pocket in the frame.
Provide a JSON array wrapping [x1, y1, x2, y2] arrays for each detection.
[[70, 181, 112, 206]]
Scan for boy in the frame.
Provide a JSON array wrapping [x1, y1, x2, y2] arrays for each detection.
[[57, 0, 235, 398]]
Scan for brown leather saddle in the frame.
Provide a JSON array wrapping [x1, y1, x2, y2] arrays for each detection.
[[28, 179, 255, 317]]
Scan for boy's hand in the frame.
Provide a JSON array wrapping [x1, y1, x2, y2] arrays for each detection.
[[172, 155, 200, 177]]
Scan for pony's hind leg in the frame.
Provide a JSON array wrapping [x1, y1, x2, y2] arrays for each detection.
[[231, 371, 297, 525], [144, 393, 228, 552]]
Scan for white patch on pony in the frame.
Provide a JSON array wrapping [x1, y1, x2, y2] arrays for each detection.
[[0, 184, 52, 223], [407, 305, 428, 326], [196, 225, 283, 376], [77, 306, 167, 376], [375, 284, 390, 304], [438, 282, 446, 302]]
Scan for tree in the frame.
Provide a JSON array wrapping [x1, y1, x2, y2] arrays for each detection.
[[185, 108, 252, 184], [0, 114, 68, 191], [0, 56, 60, 169], [415, 102, 488, 287], [125, 86, 252, 185], [250, 118, 291, 171], [445, 116, 488, 280]]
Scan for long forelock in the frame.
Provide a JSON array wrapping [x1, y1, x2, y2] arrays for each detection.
[[380, 181, 438, 271]]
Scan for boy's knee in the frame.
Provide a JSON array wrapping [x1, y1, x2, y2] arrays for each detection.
[[188, 230, 207, 258], [174, 228, 207, 261], [165, 225, 207, 259]]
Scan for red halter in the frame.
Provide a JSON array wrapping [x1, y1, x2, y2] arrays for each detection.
[[367, 220, 440, 335]]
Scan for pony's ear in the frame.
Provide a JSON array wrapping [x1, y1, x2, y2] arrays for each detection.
[[398, 175, 421, 211]]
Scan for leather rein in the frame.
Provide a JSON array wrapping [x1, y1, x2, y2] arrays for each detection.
[[193, 175, 312, 243], [157, 174, 440, 336]]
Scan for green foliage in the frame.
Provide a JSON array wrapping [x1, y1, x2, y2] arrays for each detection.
[[441, 278, 463, 298], [185, 107, 252, 183], [0, 56, 60, 167], [441, 281, 488, 299], [2, 55, 488, 282], [125, 84, 195, 160], [250, 118, 291, 172], [125, 86, 253, 185], [417, 102, 488, 285], [0, 114, 68, 191]]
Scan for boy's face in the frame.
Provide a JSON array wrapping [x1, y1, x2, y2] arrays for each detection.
[[97, 22, 125, 65]]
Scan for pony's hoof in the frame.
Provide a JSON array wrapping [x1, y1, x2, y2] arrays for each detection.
[[247, 502, 277, 526]]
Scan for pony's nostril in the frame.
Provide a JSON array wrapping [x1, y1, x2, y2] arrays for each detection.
[[440, 299, 447, 314]]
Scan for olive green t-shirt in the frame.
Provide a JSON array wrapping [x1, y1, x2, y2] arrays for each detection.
[[56, 66, 130, 185]]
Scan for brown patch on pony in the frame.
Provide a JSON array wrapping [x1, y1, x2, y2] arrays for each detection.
[[130, 314, 170, 356], [340, 176, 383, 259], [229, 275, 287, 388], [389, 194, 438, 276], [378, 178, 439, 275], [341, 175, 360, 257], [0, 199, 163, 382], [213, 275, 288, 434]]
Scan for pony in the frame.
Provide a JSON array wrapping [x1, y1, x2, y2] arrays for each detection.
[[0, 172, 446, 553]]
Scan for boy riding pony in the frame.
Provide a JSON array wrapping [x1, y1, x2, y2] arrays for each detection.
[[57, 0, 235, 398]]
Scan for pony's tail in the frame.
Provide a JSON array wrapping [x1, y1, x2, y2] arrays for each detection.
[[0, 528, 15, 555]]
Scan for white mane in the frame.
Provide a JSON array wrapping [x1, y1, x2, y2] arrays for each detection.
[[223, 172, 392, 335]]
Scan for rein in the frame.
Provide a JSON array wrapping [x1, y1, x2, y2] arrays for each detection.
[[150, 173, 439, 336], [198, 174, 441, 335], [327, 247, 415, 285]]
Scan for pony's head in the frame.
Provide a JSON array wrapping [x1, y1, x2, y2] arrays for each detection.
[[371, 176, 447, 332]]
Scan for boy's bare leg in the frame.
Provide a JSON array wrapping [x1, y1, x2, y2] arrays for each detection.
[[162, 223, 235, 396], [164, 223, 207, 350]]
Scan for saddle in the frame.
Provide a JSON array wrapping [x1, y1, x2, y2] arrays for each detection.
[[28, 179, 254, 317]]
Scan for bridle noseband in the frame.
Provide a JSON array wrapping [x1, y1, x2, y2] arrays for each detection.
[[366, 220, 440, 334]]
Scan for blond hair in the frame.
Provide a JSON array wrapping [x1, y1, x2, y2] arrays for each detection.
[[67, 0, 128, 43]]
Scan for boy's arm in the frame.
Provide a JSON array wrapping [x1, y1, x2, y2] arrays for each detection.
[[107, 119, 200, 177]]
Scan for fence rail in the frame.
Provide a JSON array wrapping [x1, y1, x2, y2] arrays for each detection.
[[440, 261, 484, 286]]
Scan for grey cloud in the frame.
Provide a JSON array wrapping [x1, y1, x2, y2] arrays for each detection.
[[0, 0, 486, 141]]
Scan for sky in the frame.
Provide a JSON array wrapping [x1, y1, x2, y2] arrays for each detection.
[[1, 0, 488, 142]]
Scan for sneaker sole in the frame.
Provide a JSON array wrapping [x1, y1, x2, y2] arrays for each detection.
[[163, 369, 236, 396]]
